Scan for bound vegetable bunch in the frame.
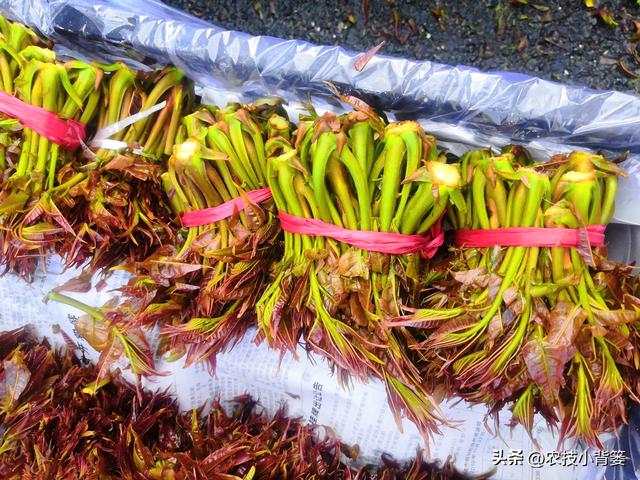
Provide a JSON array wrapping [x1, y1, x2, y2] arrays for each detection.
[[101, 101, 289, 368], [0, 19, 103, 279], [0, 16, 44, 164], [57, 64, 193, 272], [406, 149, 640, 447], [0, 328, 487, 480], [258, 107, 461, 438], [0, 14, 194, 279]]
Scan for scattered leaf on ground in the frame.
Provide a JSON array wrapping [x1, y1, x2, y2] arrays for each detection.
[[595, 8, 619, 29]]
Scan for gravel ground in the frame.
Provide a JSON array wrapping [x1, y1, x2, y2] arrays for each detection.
[[162, 0, 640, 94]]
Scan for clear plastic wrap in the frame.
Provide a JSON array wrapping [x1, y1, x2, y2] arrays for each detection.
[[604, 404, 640, 480], [3, 0, 640, 151], [0, 0, 639, 477], [2, 0, 637, 144]]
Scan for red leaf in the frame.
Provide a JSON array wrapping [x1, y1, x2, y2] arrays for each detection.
[[0, 351, 31, 413], [593, 309, 638, 328], [152, 260, 202, 279], [522, 339, 569, 403], [523, 303, 586, 402], [51, 270, 93, 294], [546, 302, 587, 346], [354, 41, 386, 72]]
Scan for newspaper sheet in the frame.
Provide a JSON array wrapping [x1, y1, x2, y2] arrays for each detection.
[[0, 255, 596, 480]]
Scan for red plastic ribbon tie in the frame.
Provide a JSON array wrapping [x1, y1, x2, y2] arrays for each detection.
[[279, 211, 444, 259], [181, 187, 273, 227], [453, 225, 606, 248], [0, 90, 86, 151]]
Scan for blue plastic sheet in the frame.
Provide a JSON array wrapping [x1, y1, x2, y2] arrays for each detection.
[[2, 0, 640, 155]]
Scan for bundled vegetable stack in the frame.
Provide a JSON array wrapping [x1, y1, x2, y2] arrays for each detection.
[[0, 18, 98, 278], [0, 328, 487, 480], [0, 15, 193, 279], [258, 107, 461, 438], [57, 64, 193, 273], [97, 101, 290, 368], [406, 149, 640, 447], [0, 16, 45, 161]]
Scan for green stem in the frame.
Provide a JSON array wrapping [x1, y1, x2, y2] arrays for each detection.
[[48, 291, 103, 320]]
